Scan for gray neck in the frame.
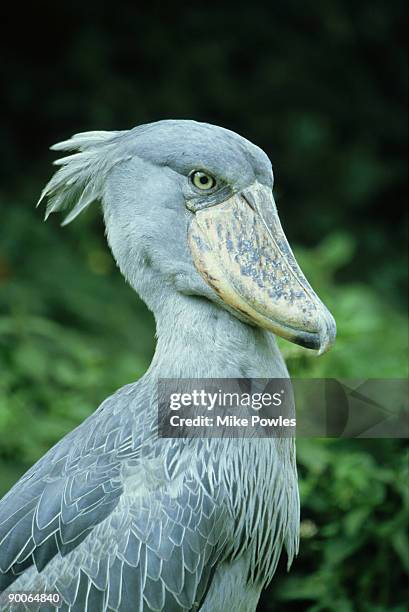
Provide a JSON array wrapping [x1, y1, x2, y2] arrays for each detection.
[[148, 292, 289, 379], [145, 290, 298, 586]]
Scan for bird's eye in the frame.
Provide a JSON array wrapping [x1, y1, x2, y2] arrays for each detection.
[[190, 170, 216, 191]]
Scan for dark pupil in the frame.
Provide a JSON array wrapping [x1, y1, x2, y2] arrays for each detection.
[[199, 175, 209, 185]]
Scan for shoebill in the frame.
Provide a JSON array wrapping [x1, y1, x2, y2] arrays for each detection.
[[0, 120, 336, 611]]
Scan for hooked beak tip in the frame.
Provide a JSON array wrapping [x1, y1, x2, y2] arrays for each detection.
[[291, 310, 336, 355], [317, 311, 337, 356]]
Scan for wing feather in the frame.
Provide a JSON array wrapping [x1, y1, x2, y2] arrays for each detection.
[[0, 386, 232, 611]]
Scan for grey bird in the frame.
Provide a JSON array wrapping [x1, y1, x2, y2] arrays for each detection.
[[0, 120, 336, 611]]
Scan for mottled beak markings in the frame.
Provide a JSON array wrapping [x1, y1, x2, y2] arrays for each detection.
[[188, 181, 336, 354]]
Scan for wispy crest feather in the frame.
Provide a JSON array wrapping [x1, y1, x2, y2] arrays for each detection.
[[38, 130, 130, 225]]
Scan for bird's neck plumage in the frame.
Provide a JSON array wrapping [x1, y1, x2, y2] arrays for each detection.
[[148, 292, 289, 379], [143, 291, 299, 585]]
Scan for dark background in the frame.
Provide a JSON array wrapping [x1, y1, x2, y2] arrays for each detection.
[[0, 1, 407, 610]]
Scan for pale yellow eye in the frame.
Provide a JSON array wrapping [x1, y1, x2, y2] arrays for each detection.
[[190, 170, 216, 191]]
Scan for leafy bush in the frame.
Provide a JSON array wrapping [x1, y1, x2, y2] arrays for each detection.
[[262, 439, 409, 611], [279, 233, 408, 378]]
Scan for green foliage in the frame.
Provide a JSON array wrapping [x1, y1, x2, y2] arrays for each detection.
[[278, 233, 408, 378], [262, 439, 409, 611], [0, 205, 155, 492], [273, 235, 408, 610]]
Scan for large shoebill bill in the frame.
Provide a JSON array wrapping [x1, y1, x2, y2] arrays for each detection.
[[0, 120, 335, 611]]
